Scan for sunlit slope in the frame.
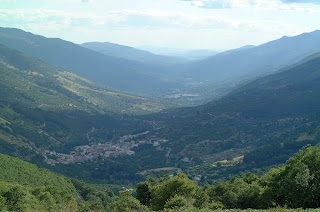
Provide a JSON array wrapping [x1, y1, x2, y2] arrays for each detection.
[[0, 44, 174, 115]]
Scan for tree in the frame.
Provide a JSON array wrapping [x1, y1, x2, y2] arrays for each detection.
[[164, 194, 188, 209], [109, 190, 148, 212], [266, 145, 320, 208], [136, 181, 152, 206], [193, 187, 209, 209], [150, 173, 197, 211], [3, 186, 28, 212]]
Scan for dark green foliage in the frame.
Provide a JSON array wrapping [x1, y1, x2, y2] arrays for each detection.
[[0, 194, 6, 211], [133, 145, 320, 211], [0, 153, 123, 211], [164, 194, 188, 209], [135, 173, 198, 211], [193, 187, 209, 209], [136, 181, 153, 206], [108, 190, 148, 212], [72, 179, 115, 211], [3, 186, 28, 211], [265, 145, 320, 208], [0, 183, 78, 211], [151, 173, 197, 210]]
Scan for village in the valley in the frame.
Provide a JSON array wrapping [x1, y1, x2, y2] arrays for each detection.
[[44, 131, 168, 165]]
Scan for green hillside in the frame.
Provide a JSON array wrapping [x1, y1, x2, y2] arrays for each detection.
[[0, 27, 184, 97], [0, 153, 117, 211], [0, 153, 77, 211], [0, 44, 174, 115], [184, 30, 320, 84], [0, 43, 174, 183], [0, 153, 76, 193]]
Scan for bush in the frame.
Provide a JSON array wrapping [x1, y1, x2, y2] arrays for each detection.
[[164, 195, 188, 209]]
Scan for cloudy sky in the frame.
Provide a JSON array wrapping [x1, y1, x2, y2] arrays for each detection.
[[1, 0, 320, 50]]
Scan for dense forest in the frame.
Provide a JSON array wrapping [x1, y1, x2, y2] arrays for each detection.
[[112, 145, 320, 211]]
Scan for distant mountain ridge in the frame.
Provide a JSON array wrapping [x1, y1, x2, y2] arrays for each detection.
[[138, 46, 219, 60], [184, 30, 320, 84], [81, 42, 185, 65], [0, 27, 183, 96], [0, 43, 175, 115]]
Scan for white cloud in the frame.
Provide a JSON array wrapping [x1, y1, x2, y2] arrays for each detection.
[[81, 0, 93, 3], [1, 0, 320, 49], [190, 1, 205, 7], [182, 0, 320, 11]]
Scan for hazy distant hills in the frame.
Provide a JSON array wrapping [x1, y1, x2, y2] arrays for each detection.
[[0, 27, 183, 96], [217, 53, 320, 117], [81, 42, 185, 65], [184, 30, 320, 85], [137, 46, 219, 61]]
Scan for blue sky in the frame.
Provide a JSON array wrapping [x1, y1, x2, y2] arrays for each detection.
[[1, 0, 320, 50]]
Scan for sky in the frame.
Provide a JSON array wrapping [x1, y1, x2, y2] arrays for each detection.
[[1, 0, 320, 50]]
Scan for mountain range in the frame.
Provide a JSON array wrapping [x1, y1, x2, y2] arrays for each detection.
[[2, 27, 320, 106], [0, 27, 184, 97], [183, 30, 320, 85]]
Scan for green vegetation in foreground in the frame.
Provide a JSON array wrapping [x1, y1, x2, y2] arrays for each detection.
[[107, 145, 320, 211], [163, 209, 320, 212], [0, 154, 75, 194], [2, 142, 320, 211], [0, 153, 117, 211]]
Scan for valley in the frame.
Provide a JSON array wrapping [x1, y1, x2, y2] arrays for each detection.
[[1, 25, 320, 211]]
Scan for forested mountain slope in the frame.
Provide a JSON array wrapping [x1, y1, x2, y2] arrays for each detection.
[[0, 27, 183, 95], [183, 30, 320, 85], [137, 52, 320, 181], [0, 44, 172, 178], [0, 153, 116, 211], [0, 153, 76, 193], [0, 43, 172, 115]]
